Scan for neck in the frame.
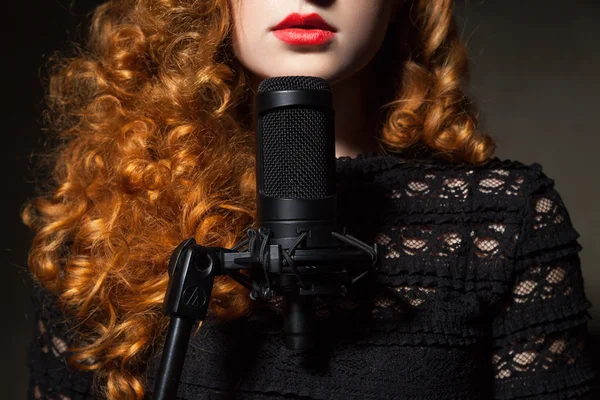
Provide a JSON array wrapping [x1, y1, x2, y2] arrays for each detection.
[[247, 67, 380, 160], [331, 65, 380, 158]]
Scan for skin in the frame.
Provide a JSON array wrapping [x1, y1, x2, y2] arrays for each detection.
[[229, 0, 401, 158]]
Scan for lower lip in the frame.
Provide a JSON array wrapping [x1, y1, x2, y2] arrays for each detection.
[[273, 28, 336, 46]]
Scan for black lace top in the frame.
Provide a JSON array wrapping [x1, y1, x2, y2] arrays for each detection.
[[28, 152, 596, 399]]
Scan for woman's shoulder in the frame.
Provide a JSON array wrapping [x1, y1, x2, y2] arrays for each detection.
[[338, 150, 546, 174], [337, 150, 557, 202]]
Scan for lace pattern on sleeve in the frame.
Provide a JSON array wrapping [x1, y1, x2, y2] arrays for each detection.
[[491, 169, 596, 399], [28, 283, 94, 400]]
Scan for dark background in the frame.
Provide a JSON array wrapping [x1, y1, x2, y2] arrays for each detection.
[[3, 1, 599, 398]]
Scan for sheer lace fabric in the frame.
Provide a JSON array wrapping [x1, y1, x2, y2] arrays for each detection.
[[28, 285, 94, 400], [28, 153, 596, 399]]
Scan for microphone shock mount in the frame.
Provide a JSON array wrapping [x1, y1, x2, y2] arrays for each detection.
[[152, 226, 380, 400]]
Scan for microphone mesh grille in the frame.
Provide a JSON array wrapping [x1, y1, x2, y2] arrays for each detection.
[[258, 76, 334, 200], [258, 76, 330, 92], [261, 107, 333, 199]]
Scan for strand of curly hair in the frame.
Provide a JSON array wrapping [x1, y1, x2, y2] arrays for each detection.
[[22, 0, 495, 398]]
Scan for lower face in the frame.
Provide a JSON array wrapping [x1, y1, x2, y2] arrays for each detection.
[[228, 0, 397, 86]]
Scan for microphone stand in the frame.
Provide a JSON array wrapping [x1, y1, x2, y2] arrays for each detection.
[[151, 227, 380, 400]]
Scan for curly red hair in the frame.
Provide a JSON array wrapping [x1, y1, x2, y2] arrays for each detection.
[[22, 0, 495, 398]]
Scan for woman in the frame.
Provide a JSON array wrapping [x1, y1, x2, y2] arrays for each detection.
[[23, 0, 596, 399]]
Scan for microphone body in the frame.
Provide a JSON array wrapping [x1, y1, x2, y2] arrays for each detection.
[[255, 76, 337, 349], [152, 77, 379, 399]]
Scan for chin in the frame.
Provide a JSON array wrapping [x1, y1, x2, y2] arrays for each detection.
[[257, 56, 340, 80], [259, 68, 337, 82], [279, 70, 333, 80]]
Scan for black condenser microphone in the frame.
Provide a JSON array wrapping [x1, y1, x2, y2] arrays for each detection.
[[255, 76, 337, 350], [152, 75, 378, 400]]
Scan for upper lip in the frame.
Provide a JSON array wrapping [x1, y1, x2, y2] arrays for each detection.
[[272, 13, 337, 32]]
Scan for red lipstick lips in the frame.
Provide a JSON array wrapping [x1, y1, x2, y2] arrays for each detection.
[[272, 13, 337, 46]]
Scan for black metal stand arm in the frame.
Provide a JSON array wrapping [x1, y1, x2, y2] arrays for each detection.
[[151, 228, 380, 400]]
